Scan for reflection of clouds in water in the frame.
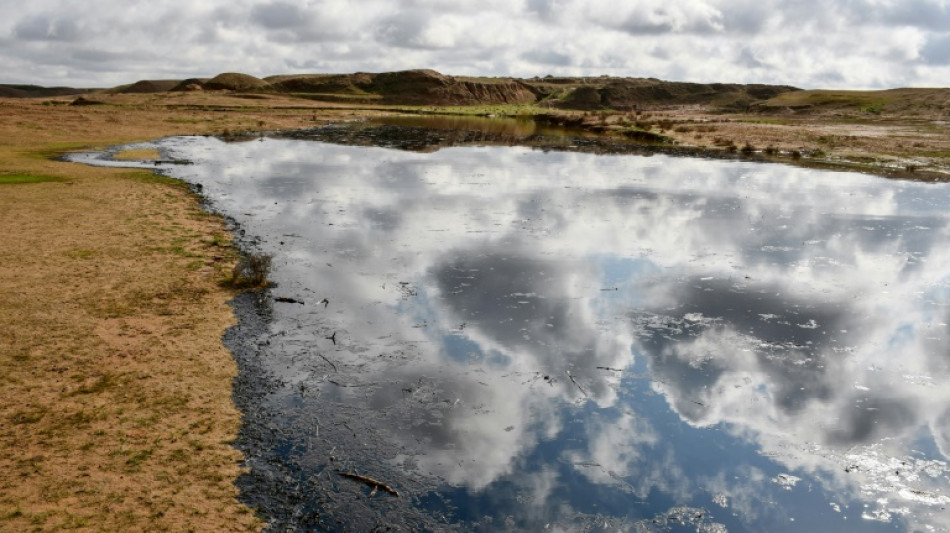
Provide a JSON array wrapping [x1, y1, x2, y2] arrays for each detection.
[[562, 412, 677, 497], [163, 135, 950, 529], [430, 249, 632, 404]]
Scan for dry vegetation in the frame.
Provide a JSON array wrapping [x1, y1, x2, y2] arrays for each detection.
[[0, 96, 345, 532]]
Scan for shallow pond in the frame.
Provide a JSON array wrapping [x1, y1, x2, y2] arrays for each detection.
[[74, 124, 950, 531]]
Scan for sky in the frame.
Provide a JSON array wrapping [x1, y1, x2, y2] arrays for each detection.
[[1, 0, 949, 89]]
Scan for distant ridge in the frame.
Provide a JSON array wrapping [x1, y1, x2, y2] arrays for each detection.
[[0, 84, 96, 98], [2, 69, 805, 111], [85, 69, 796, 110]]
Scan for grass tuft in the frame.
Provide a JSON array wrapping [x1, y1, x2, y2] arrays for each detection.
[[222, 252, 272, 289]]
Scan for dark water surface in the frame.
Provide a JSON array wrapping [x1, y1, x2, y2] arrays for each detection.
[[72, 125, 950, 531]]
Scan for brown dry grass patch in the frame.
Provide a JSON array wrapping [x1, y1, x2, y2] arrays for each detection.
[[0, 96, 351, 532], [113, 148, 161, 161]]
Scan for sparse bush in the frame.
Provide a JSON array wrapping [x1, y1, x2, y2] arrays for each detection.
[[790, 150, 802, 160], [224, 252, 272, 289], [713, 137, 736, 148], [764, 145, 778, 155], [741, 142, 756, 154]]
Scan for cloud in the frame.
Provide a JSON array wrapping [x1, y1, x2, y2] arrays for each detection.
[[1, 1, 949, 92], [923, 33, 950, 64], [13, 15, 82, 42]]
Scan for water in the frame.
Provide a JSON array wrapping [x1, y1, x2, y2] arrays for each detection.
[[72, 125, 950, 531]]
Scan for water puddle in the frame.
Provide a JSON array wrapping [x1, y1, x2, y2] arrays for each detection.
[[70, 125, 950, 531]]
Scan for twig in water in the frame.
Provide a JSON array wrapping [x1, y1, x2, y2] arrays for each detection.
[[337, 471, 399, 497], [565, 371, 589, 397], [326, 331, 337, 345], [315, 352, 338, 372]]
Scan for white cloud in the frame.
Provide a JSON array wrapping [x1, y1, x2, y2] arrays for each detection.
[[2, 2, 947, 100]]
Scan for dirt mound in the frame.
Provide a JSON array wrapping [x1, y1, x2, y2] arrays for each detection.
[[170, 78, 209, 92], [262, 70, 537, 105], [117, 79, 182, 94], [202, 73, 270, 91], [266, 73, 375, 95], [370, 70, 536, 105]]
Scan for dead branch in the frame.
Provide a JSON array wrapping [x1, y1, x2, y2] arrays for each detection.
[[337, 471, 399, 497]]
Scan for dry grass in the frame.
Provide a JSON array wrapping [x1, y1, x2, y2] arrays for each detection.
[[0, 96, 351, 532], [113, 148, 161, 161]]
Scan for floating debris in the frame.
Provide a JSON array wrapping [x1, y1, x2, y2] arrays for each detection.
[[337, 472, 399, 497]]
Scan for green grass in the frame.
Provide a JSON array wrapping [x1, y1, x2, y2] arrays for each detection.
[[764, 90, 893, 110], [0, 173, 66, 184], [24, 142, 93, 161]]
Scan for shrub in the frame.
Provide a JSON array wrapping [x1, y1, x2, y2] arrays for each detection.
[[224, 252, 272, 289]]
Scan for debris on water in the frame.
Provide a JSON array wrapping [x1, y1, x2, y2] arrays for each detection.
[[712, 494, 728, 508], [274, 296, 304, 304], [773, 473, 801, 490], [337, 472, 400, 497], [565, 371, 589, 397], [315, 352, 338, 372]]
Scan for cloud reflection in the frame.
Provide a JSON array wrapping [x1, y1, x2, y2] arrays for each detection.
[[161, 133, 950, 531]]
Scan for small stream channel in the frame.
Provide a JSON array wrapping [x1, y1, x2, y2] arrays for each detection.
[[70, 117, 950, 532]]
